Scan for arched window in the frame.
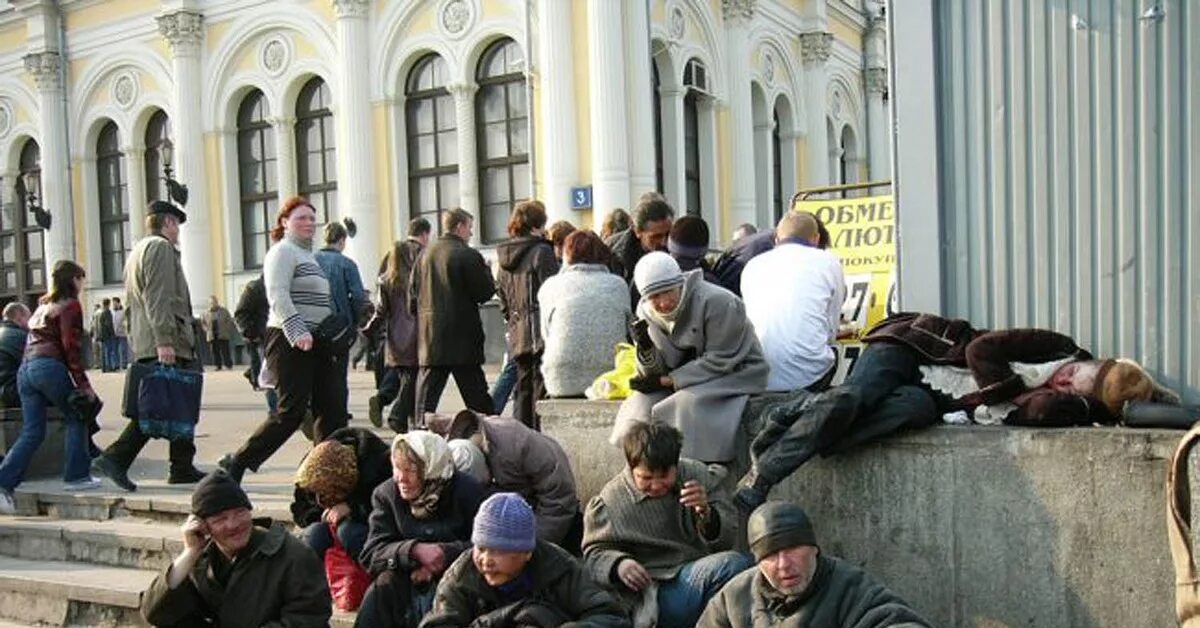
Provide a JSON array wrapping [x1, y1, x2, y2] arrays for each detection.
[[772, 107, 783, 221], [682, 59, 707, 217], [143, 110, 171, 204], [475, 38, 529, 244], [97, 121, 130, 284], [839, 125, 857, 197], [652, 64, 664, 193], [406, 54, 457, 235], [237, 89, 277, 268], [295, 77, 336, 223], [0, 140, 43, 306]]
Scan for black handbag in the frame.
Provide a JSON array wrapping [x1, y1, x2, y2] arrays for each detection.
[[314, 315, 356, 354]]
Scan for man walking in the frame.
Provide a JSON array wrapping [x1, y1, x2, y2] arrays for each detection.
[[92, 200, 205, 491], [0, 303, 30, 407], [315, 221, 366, 421], [111, 297, 129, 369], [96, 298, 116, 372], [202, 296, 236, 371], [410, 208, 496, 422]]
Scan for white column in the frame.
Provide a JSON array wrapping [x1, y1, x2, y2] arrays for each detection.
[[448, 82, 481, 246], [754, 119, 772, 223], [270, 116, 298, 200], [124, 146, 147, 240], [23, 52, 72, 264], [660, 86, 685, 207], [800, 31, 832, 187], [157, 10, 212, 309], [865, 67, 890, 182], [332, 0, 379, 278], [537, 0, 579, 221], [625, 0, 655, 198], [587, 0, 630, 215], [723, 2, 756, 229]]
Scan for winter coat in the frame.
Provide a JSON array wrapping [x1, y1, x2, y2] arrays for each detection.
[[475, 414, 579, 544], [234, 275, 268, 343], [496, 236, 559, 358], [605, 229, 646, 285], [315, 246, 367, 329], [291, 427, 392, 528], [0, 320, 27, 406], [537, 263, 632, 397], [360, 471, 486, 579], [97, 309, 115, 340], [697, 555, 930, 628], [611, 270, 769, 462], [201, 306, 237, 341], [709, 231, 775, 297], [141, 522, 332, 628], [421, 540, 631, 628], [124, 234, 197, 361], [410, 233, 496, 366], [369, 238, 423, 367]]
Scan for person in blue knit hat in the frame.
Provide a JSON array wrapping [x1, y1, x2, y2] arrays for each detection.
[[422, 492, 631, 627]]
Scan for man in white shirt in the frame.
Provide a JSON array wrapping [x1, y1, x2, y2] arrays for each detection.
[[740, 212, 845, 392]]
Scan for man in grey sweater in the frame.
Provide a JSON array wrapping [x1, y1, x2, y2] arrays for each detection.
[[582, 422, 752, 628]]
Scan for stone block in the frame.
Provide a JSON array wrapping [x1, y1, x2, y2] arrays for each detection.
[[0, 406, 67, 479]]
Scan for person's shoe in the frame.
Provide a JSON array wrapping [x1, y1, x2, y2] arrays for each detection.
[[734, 474, 773, 515], [368, 395, 384, 428], [167, 466, 207, 485], [91, 455, 137, 492], [64, 476, 103, 492], [0, 489, 14, 515], [217, 454, 246, 483]]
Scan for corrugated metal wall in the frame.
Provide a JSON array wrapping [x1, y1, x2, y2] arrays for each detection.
[[935, 0, 1199, 404]]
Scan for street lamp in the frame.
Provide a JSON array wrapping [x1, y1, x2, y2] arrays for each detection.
[[159, 138, 189, 207], [20, 171, 51, 230]]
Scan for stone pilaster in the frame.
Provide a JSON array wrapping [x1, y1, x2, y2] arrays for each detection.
[[800, 31, 833, 187], [332, 0, 379, 275], [448, 82, 481, 245], [23, 50, 72, 264], [587, 0, 630, 216], [538, 0, 580, 221]]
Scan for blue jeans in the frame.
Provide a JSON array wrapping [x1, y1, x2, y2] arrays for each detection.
[[103, 338, 120, 371], [490, 356, 518, 415], [302, 519, 369, 561], [656, 551, 754, 628], [0, 357, 92, 489]]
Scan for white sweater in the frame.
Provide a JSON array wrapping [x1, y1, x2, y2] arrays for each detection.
[[264, 235, 332, 345]]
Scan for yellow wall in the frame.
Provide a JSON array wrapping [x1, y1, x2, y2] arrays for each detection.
[[206, 19, 232, 54], [372, 101, 395, 247], [716, 107, 731, 240], [795, 137, 808, 189], [70, 162, 85, 261], [830, 15, 862, 50], [64, 0, 158, 31], [0, 22, 25, 55], [203, 132, 225, 289]]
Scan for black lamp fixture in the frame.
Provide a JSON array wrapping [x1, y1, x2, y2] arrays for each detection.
[[159, 138, 189, 207], [20, 171, 51, 230]]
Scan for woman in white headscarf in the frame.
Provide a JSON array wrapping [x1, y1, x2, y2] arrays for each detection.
[[356, 431, 486, 628]]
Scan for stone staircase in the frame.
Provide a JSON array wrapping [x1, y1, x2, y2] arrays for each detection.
[[0, 484, 357, 627]]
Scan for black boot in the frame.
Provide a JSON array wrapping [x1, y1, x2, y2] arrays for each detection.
[[733, 474, 772, 515], [91, 455, 137, 492], [217, 454, 246, 483], [167, 466, 206, 484]]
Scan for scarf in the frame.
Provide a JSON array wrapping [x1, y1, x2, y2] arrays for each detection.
[[641, 281, 689, 333], [395, 431, 455, 519]]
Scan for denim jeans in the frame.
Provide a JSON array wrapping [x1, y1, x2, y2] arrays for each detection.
[[103, 338, 120, 371], [115, 337, 130, 368], [0, 357, 91, 489], [490, 356, 518, 415], [656, 551, 754, 628], [302, 519, 369, 561]]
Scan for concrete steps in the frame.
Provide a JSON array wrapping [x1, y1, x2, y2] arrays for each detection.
[[0, 516, 182, 571], [0, 555, 153, 626]]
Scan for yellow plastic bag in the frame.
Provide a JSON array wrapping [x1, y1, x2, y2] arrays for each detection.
[[586, 343, 637, 401]]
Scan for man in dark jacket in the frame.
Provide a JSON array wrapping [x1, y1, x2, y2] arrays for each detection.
[[96, 298, 116, 372], [316, 221, 367, 422], [233, 274, 279, 414], [0, 303, 30, 407], [422, 492, 630, 628], [410, 208, 497, 422], [697, 501, 929, 628], [606, 194, 674, 285], [141, 470, 332, 627]]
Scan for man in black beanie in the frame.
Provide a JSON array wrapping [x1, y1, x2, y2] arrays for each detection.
[[140, 470, 332, 627], [697, 501, 930, 627]]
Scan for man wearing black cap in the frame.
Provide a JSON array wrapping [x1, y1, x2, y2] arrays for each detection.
[[141, 470, 331, 627], [93, 201, 204, 491], [697, 501, 929, 627]]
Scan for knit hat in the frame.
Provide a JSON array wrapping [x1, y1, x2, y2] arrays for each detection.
[[1093, 359, 1156, 417], [191, 470, 253, 518], [472, 492, 536, 552], [295, 440, 359, 507], [667, 216, 710, 261], [633, 251, 684, 297], [747, 501, 818, 561]]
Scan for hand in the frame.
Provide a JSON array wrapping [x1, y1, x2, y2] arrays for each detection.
[[411, 566, 434, 584], [156, 345, 177, 365], [630, 319, 653, 349], [659, 376, 675, 391], [322, 503, 351, 526], [616, 558, 652, 592], [295, 334, 314, 351], [679, 480, 709, 518], [411, 542, 446, 574], [181, 515, 209, 553]]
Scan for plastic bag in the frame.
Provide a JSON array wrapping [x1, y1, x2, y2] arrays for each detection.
[[325, 523, 371, 612], [585, 343, 637, 401], [135, 364, 203, 441]]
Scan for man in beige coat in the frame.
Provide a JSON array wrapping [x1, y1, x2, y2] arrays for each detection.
[[92, 201, 204, 492], [201, 295, 236, 370]]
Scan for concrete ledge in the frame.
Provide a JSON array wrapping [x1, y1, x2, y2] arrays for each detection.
[[0, 408, 68, 479], [0, 556, 152, 625]]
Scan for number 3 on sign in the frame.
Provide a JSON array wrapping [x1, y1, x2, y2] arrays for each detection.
[[842, 273, 872, 328]]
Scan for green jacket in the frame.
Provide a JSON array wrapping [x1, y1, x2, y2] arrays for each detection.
[[124, 234, 196, 361], [697, 555, 930, 628], [141, 522, 331, 628]]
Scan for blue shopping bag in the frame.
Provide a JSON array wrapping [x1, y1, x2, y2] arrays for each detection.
[[136, 365, 203, 441]]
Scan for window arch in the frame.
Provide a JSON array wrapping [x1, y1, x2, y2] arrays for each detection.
[[97, 121, 130, 284], [406, 54, 457, 235], [682, 58, 707, 217], [144, 109, 171, 204], [295, 77, 336, 223], [475, 38, 529, 244], [237, 89, 277, 269], [1, 139, 44, 307]]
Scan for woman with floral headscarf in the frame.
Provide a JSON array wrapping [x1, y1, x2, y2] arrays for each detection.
[[355, 431, 486, 628]]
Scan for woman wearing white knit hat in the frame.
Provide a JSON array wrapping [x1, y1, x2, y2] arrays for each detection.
[[609, 252, 768, 464]]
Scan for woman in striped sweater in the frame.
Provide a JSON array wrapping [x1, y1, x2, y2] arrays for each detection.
[[219, 197, 342, 482]]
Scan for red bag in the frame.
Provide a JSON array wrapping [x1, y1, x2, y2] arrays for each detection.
[[324, 524, 371, 612]]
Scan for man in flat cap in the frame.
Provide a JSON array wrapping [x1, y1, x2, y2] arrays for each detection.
[[697, 501, 929, 628], [141, 470, 331, 627]]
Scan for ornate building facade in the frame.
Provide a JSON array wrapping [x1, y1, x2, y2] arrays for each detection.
[[0, 0, 887, 309]]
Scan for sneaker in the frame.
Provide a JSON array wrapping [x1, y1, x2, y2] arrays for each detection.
[[368, 395, 383, 428], [217, 454, 246, 483], [167, 466, 207, 485], [0, 489, 14, 515], [733, 484, 770, 515], [64, 476, 103, 491], [91, 455, 137, 492]]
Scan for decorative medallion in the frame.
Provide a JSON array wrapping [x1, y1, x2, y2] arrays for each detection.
[[669, 5, 686, 41], [259, 36, 291, 77], [0, 100, 12, 139], [439, 0, 475, 40], [761, 48, 775, 85], [111, 71, 139, 109]]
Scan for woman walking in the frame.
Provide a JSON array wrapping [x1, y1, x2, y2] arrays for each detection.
[[0, 261, 100, 512], [219, 196, 341, 482]]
